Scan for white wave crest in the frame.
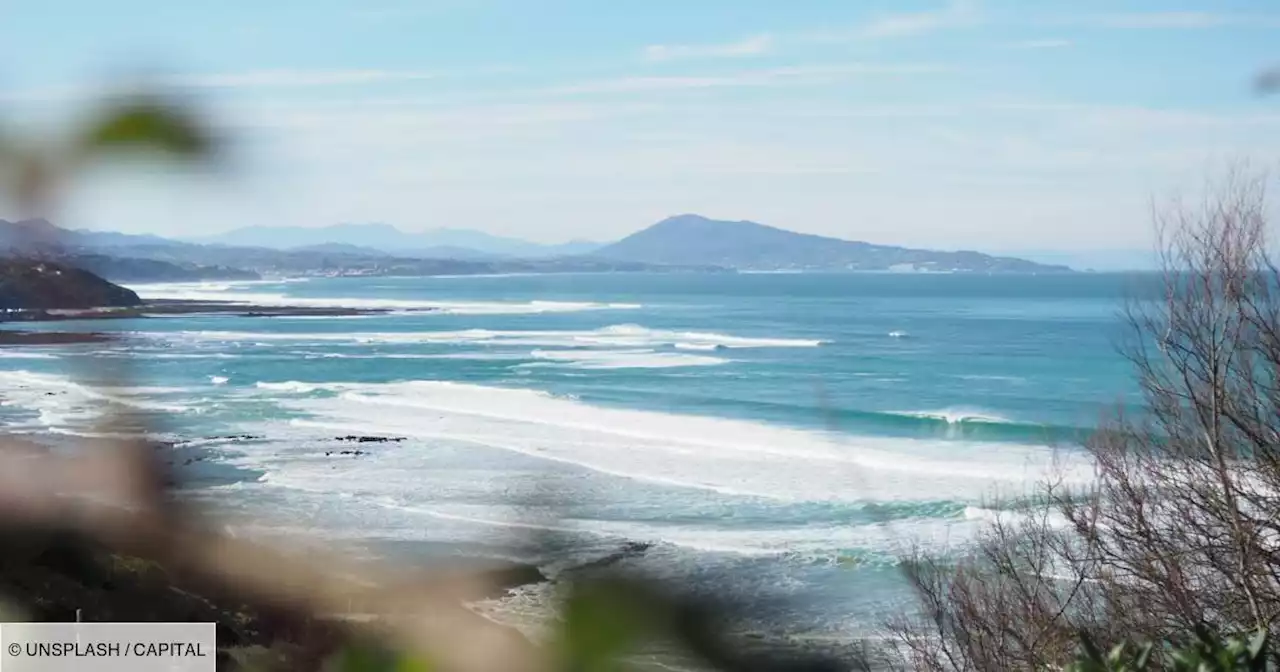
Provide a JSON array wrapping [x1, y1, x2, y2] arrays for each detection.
[[367, 503, 971, 559], [525, 349, 727, 369], [254, 381, 323, 393], [0, 351, 59, 360], [233, 379, 1091, 504], [170, 324, 824, 349], [963, 505, 1071, 529], [128, 283, 639, 315], [673, 342, 723, 351], [888, 408, 1015, 425], [0, 370, 193, 432]]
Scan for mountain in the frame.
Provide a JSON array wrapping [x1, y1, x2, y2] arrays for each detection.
[[0, 219, 184, 251], [1, 215, 1069, 277], [1, 220, 262, 281], [196, 223, 602, 258], [0, 258, 141, 310], [595, 215, 1071, 273], [0, 218, 709, 278], [63, 254, 261, 283], [288, 243, 391, 257]]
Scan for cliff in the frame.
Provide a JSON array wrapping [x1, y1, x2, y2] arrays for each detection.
[[0, 259, 142, 310]]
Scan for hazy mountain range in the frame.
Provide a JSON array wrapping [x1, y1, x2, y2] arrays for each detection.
[[0, 215, 1075, 279], [598, 215, 1069, 273], [190, 223, 603, 259]]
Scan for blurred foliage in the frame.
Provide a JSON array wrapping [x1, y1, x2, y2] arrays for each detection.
[[1257, 66, 1280, 95], [4, 69, 1279, 672], [328, 642, 434, 672], [557, 580, 656, 672], [0, 91, 214, 212], [73, 96, 214, 161], [310, 574, 853, 672], [1067, 627, 1269, 672]]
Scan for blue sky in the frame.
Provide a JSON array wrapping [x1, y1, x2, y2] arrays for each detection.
[[0, 0, 1277, 257]]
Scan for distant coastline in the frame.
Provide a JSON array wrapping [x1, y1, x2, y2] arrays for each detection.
[[3, 214, 1071, 282]]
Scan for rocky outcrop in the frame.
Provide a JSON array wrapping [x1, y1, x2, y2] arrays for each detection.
[[0, 258, 141, 310]]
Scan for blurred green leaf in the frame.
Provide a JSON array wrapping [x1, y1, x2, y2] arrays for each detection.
[[74, 97, 214, 160], [392, 656, 435, 672], [1068, 627, 1271, 671], [1247, 630, 1268, 661], [1133, 642, 1154, 670], [558, 581, 657, 672], [329, 643, 433, 672], [332, 644, 391, 672]]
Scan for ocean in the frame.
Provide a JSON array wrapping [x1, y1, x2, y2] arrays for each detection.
[[0, 272, 1146, 640]]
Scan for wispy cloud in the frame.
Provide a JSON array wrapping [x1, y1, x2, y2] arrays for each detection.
[[643, 35, 774, 62], [0, 68, 490, 104], [160, 69, 443, 89], [1082, 11, 1280, 29], [0, 83, 91, 104], [803, 0, 978, 43], [1000, 38, 1073, 50], [857, 0, 977, 39], [552, 63, 951, 94], [350, 2, 475, 22]]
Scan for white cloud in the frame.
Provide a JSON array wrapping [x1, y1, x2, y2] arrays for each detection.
[[160, 69, 442, 89], [1001, 38, 1073, 49], [643, 35, 774, 62], [1083, 11, 1280, 29], [800, 0, 978, 43], [0, 83, 91, 104], [856, 0, 977, 39], [552, 63, 951, 94], [0, 69, 458, 102], [54, 88, 1280, 251]]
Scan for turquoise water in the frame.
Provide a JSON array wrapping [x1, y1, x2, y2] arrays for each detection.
[[0, 272, 1146, 636]]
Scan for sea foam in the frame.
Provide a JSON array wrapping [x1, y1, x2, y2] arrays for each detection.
[[170, 324, 824, 349], [128, 283, 640, 315], [525, 349, 728, 369], [0, 370, 193, 432], [239, 379, 1091, 505], [887, 408, 1016, 425]]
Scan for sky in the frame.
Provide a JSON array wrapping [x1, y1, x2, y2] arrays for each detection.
[[0, 0, 1277, 259]]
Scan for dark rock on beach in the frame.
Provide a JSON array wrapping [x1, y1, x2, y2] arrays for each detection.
[[334, 435, 405, 444], [0, 330, 112, 345], [142, 301, 401, 318], [567, 542, 654, 575], [1, 299, 407, 323]]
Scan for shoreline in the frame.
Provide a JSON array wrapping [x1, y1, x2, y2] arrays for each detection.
[[0, 300, 407, 345], [0, 331, 114, 345], [1, 424, 869, 670], [2, 299, 405, 323], [0, 430, 553, 663]]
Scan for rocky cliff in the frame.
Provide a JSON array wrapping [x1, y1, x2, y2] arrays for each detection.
[[0, 258, 142, 310]]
